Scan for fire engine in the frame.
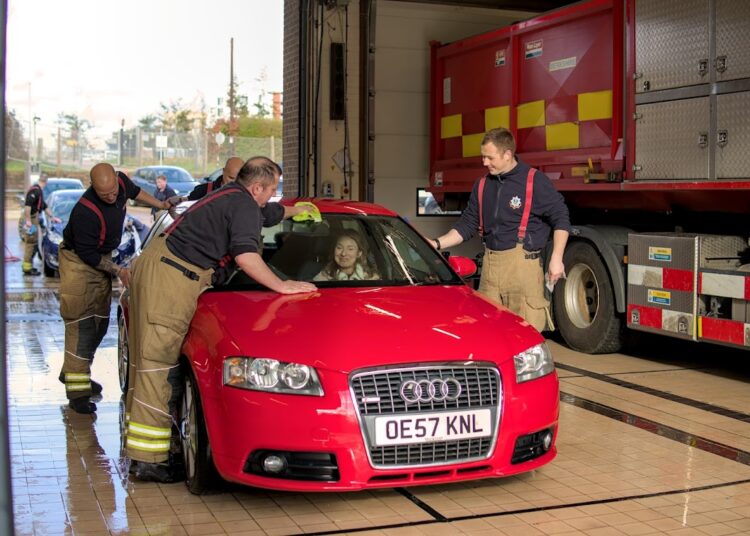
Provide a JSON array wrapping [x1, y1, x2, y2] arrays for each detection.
[[429, 0, 750, 352]]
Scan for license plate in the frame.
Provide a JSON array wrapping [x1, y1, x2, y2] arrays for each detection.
[[374, 409, 492, 446]]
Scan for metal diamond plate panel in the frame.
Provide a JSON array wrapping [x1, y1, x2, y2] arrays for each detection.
[[699, 235, 747, 268], [635, 98, 709, 179], [716, 0, 750, 81], [635, 0, 709, 92], [716, 91, 750, 178], [629, 233, 698, 271]]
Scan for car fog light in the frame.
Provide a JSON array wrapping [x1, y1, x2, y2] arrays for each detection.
[[542, 430, 553, 451], [263, 455, 286, 474]]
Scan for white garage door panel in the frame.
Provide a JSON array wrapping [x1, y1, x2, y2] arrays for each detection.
[[375, 91, 427, 136], [374, 134, 428, 180], [377, 2, 528, 49], [375, 48, 430, 93]]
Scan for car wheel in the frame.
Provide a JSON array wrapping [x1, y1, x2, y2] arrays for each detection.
[[117, 314, 129, 393], [552, 241, 624, 354], [180, 365, 218, 494]]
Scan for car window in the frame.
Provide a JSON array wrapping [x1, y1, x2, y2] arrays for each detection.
[[224, 213, 460, 289]]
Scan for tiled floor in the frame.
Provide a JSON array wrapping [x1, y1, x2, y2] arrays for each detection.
[[5, 212, 750, 535]]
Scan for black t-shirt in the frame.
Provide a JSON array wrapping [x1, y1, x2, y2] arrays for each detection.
[[166, 182, 284, 269], [63, 172, 141, 267], [25, 184, 47, 215], [187, 176, 223, 201]]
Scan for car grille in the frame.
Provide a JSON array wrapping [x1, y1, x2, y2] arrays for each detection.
[[350, 364, 501, 468]]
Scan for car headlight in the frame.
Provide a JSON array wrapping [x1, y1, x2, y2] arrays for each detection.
[[513, 343, 554, 383], [223, 357, 324, 396]]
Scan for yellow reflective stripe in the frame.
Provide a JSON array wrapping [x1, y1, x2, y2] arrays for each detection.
[[485, 105, 509, 130], [65, 373, 90, 381], [578, 89, 612, 121], [441, 114, 462, 139], [546, 122, 580, 151], [517, 100, 545, 128], [126, 437, 170, 452], [128, 422, 171, 438], [462, 133, 485, 157], [66, 383, 91, 391]]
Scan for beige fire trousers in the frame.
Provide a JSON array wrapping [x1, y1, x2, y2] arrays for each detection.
[[478, 243, 551, 332]]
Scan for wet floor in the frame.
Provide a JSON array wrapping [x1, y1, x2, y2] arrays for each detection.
[[4, 211, 750, 535]]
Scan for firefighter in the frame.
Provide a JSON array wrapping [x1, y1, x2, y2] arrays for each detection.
[[20, 174, 61, 275], [126, 156, 316, 482], [58, 163, 171, 414], [430, 128, 571, 332], [183, 156, 244, 202]]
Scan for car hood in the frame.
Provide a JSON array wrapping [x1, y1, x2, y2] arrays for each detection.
[[195, 285, 544, 373]]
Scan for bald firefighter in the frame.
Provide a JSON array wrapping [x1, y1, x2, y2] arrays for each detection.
[[21, 174, 61, 275], [178, 156, 244, 203], [59, 163, 172, 414], [126, 156, 315, 482]]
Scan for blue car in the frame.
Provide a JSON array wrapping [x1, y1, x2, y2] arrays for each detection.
[[129, 166, 199, 205], [39, 190, 148, 277], [42, 177, 84, 198]]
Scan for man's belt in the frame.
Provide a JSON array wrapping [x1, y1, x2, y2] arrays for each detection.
[[524, 251, 541, 260], [160, 256, 200, 281]]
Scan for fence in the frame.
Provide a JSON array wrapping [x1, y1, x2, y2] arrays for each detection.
[[6, 119, 283, 180]]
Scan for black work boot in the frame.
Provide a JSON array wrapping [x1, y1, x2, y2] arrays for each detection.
[[90, 380, 103, 394], [131, 461, 184, 483], [23, 268, 41, 276], [69, 397, 97, 414]]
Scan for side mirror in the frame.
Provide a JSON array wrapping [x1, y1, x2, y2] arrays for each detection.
[[448, 256, 477, 278]]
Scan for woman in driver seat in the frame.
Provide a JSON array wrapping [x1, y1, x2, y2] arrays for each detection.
[[314, 230, 380, 281]]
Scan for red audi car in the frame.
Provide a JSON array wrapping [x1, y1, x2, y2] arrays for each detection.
[[118, 199, 559, 493]]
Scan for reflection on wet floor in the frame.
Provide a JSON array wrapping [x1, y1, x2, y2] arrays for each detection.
[[5, 217, 750, 535]]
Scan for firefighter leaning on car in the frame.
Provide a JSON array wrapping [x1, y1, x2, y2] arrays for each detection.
[[58, 163, 172, 414], [184, 156, 244, 202], [125, 156, 317, 483], [21, 173, 61, 275], [431, 128, 571, 332]]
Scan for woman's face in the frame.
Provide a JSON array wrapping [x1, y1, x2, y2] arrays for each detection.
[[335, 236, 361, 272]]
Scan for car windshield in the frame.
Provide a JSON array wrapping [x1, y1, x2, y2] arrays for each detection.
[[43, 180, 83, 197], [224, 214, 462, 289], [49, 192, 84, 222], [155, 168, 195, 183]]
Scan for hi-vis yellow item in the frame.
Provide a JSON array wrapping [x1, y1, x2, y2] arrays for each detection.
[[292, 202, 322, 223]]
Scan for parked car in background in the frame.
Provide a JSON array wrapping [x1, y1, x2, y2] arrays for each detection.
[[118, 199, 559, 494], [129, 166, 199, 205], [39, 190, 148, 277], [42, 177, 85, 198], [17, 178, 86, 239]]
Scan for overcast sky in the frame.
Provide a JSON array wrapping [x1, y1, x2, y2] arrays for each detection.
[[6, 0, 283, 144]]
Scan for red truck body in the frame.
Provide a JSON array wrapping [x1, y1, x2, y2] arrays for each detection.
[[428, 0, 750, 351], [429, 0, 750, 215]]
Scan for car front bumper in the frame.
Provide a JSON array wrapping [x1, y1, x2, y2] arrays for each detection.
[[199, 365, 559, 492]]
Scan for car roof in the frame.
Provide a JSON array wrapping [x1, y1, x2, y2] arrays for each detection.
[[135, 165, 189, 171], [46, 177, 83, 183], [280, 198, 397, 217], [48, 189, 84, 201]]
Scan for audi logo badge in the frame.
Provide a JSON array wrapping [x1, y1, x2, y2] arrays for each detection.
[[399, 378, 462, 404]]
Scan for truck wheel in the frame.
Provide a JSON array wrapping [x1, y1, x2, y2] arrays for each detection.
[[553, 241, 623, 354], [180, 366, 219, 494]]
